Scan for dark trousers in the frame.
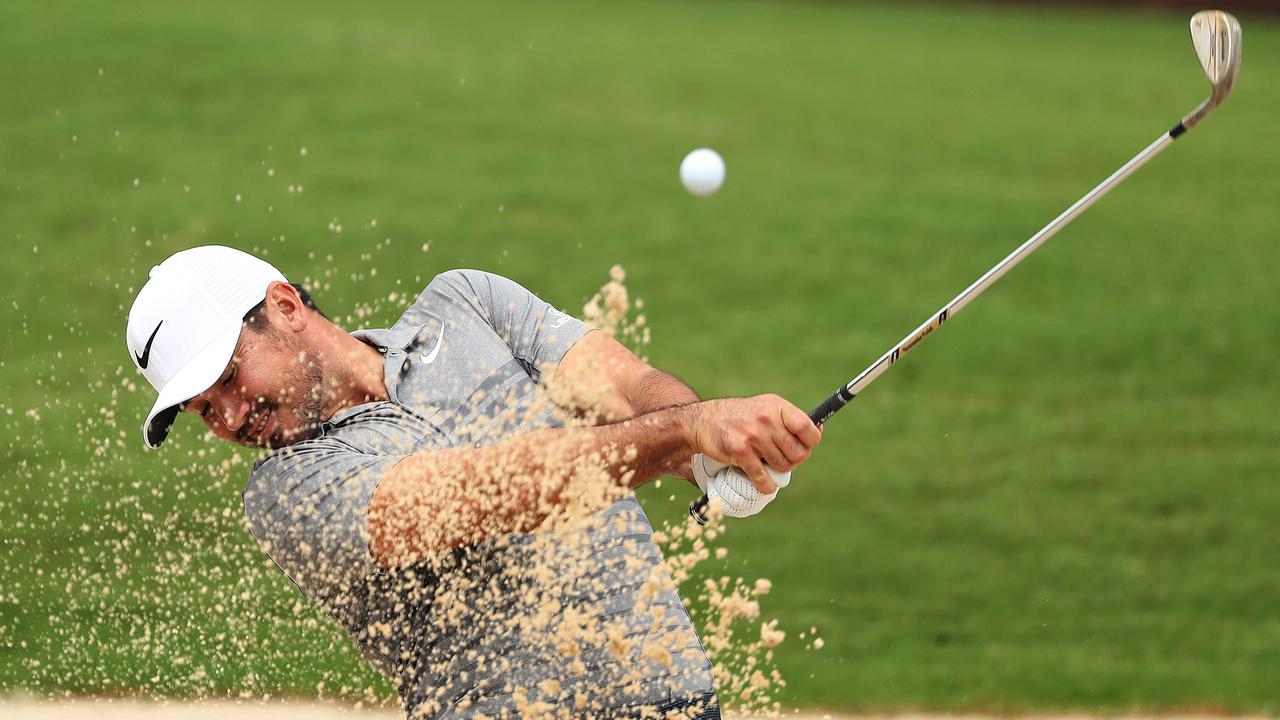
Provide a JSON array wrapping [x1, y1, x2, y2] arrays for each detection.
[[644, 692, 721, 720]]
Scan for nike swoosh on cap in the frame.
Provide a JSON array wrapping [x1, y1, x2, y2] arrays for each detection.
[[135, 321, 163, 369]]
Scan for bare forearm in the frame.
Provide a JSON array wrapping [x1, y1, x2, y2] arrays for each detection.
[[626, 368, 699, 417], [552, 330, 698, 425], [619, 369, 699, 483], [369, 404, 695, 565]]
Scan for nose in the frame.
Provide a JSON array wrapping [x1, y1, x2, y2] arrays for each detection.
[[206, 390, 249, 436]]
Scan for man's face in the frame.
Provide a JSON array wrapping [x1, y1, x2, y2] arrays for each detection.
[[181, 324, 325, 450]]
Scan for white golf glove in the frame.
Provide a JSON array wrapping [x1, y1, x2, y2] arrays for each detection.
[[691, 453, 792, 519]]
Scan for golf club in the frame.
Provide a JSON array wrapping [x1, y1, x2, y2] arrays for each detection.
[[690, 10, 1242, 524]]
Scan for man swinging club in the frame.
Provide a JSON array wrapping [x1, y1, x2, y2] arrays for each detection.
[[126, 245, 820, 719]]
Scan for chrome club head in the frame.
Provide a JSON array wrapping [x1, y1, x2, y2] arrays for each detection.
[[1183, 10, 1242, 130]]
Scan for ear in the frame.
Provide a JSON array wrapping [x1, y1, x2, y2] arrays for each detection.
[[264, 281, 309, 333]]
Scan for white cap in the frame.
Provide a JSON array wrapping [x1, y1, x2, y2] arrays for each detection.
[[126, 245, 288, 448]]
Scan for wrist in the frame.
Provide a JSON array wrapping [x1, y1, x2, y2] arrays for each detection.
[[670, 402, 701, 455]]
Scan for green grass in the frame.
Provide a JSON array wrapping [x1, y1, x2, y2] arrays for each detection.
[[2, 0, 1279, 712]]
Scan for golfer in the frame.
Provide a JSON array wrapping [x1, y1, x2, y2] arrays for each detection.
[[126, 245, 820, 719]]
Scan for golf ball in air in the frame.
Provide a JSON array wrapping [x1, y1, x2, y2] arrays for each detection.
[[680, 148, 725, 196]]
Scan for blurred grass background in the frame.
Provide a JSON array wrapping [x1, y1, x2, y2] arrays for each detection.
[[2, 0, 1278, 712]]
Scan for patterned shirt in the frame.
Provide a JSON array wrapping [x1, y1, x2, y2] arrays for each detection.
[[242, 270, 714, 719]]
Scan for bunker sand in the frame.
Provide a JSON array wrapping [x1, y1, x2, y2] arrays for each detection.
[[0, 702, 1266, 720]]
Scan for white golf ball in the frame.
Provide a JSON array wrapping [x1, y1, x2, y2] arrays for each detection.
[[679, 148, 725, 196]]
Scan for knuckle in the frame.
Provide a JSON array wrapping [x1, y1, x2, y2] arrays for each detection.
[[744, 463, 765, 480]]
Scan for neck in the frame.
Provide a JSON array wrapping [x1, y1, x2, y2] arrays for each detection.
[[312, 322, 390, 419]]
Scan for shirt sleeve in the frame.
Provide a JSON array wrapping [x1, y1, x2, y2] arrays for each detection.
[[431, 269, 590, 377], [242, 440, 403, 607]]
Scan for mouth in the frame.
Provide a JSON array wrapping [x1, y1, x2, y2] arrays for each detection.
[[244, 407, 271, 445]]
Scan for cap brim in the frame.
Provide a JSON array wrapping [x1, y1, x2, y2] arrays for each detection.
[[142, 323, 242, 448]]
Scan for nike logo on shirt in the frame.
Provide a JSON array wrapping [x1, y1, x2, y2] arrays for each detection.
[[422, 326, 444, 364], [547, 310, 570, 330]]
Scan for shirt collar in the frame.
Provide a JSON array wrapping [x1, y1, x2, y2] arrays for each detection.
[[350, 325, 419, 353]]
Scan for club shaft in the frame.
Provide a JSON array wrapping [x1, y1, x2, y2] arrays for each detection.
[[691, 127, 1182, 525], [813, 128, 1178, 424]]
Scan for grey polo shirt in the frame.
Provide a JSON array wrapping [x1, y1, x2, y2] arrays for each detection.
[[242, 270, 714, 719]]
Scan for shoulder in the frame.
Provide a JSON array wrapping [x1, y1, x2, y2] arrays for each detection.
[[425, 268, 504, 298], [392, 269, 504, 327], [244, 436, 392, 514], [241, 437, 398, 602], [248, 435, 360, 485]]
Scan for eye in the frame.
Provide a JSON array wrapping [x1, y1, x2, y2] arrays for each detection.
[[223, 367, 236, 388]]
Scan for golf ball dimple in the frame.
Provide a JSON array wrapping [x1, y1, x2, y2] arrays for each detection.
[[680, 148, 725, 196]]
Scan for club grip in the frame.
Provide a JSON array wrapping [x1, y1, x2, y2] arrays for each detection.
[[689, 494, 712, 524], [809, 389, 852, 427]]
